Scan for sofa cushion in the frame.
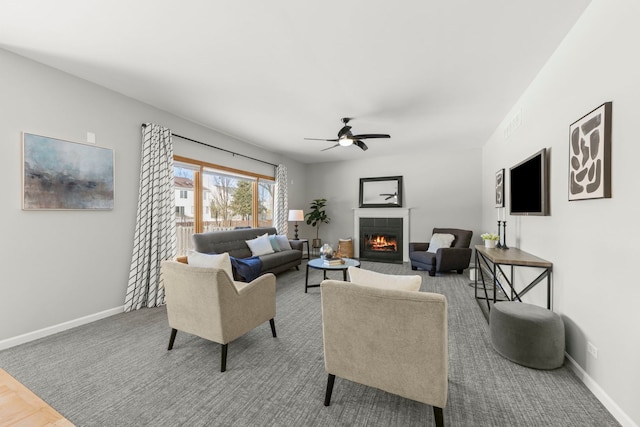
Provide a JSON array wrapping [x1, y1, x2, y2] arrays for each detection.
[[186, 250, 233, 281], [427, 233, 455, 253], [259, 250, 300, 271], [246, 233, 275, 256]]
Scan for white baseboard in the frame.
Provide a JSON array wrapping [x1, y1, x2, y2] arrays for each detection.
[[565, 353, 637, 427], [0, 306, 124, 351]]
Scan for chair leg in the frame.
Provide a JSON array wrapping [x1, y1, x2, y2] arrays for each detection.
[[429, 269, 436, 277], [411, 265, 417, 270], [457, 269, 464, 274], [324, 374, 336, 406], [220, 344, 228, 372], [433, 406, 444, 427], [167, 328, 177, 350], [269, 318, 277, 338]]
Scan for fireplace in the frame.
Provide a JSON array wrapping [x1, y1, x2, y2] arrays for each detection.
[[359, 217, 403, 263]]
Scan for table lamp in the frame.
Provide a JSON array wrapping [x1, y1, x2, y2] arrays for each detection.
[[288, 209, 304, 240]]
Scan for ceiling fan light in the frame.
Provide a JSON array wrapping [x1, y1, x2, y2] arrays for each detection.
[[338, 136, 352, 146]]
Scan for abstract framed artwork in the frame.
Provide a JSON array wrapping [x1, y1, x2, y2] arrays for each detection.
[[359, 176, 403, 208], [568, 102, 612, 201], [22, 132, 114, 210], [495, 168, 505, 207]]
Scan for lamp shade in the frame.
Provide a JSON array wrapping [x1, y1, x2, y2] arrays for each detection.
[[288, 209, 304, 221]]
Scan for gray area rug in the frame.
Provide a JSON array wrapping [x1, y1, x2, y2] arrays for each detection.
[[0, 261, 619, 426]]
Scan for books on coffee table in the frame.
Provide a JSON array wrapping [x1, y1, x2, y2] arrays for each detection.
[[323, 257, 345, 266]]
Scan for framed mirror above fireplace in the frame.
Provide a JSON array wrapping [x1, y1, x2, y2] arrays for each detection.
[[359, 176, 403, 208]]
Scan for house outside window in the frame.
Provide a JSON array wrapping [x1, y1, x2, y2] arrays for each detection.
[[173, 156, 275, 256]]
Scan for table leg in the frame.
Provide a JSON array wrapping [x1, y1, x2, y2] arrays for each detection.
[[492, 262, 497, 305], [305, 264, 310, 293], [547, 270, 551, 309], [343, 269, 347, 281]]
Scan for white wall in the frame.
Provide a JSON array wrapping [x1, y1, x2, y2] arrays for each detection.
[[0, 48, 306, 344], [482, 0, 639, 425], [300, 148, 484, 250]]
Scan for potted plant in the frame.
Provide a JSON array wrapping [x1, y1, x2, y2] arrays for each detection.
[[481, 233, 500, 248], [305, 198, 331, 249]]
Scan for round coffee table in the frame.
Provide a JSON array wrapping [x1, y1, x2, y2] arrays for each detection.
[[305, 258, 360, 293]]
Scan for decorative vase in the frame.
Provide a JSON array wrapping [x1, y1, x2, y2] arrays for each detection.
[[485, 239, 497, 249], [320, 243, 334, 259]]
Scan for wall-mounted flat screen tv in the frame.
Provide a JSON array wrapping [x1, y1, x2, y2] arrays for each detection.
[[509, 148, 549, 216]]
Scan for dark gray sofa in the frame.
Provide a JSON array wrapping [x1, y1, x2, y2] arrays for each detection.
[[191, 227, 303, 277]]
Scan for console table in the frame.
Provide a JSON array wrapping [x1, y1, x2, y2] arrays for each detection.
[[474, 245, 552, 311]]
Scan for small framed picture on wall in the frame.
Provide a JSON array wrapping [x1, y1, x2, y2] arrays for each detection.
[[495, 169, 505, 207]]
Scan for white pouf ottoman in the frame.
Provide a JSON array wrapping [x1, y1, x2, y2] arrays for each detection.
[[489, 301, 565, 370]]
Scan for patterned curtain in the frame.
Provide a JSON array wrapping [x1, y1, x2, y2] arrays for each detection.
[[273, 164, 288, 235], [124, 124, 176, 311]]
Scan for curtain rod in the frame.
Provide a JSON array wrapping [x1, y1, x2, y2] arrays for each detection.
[[141, 124, 277, 168], [174, 133, 278, 168]]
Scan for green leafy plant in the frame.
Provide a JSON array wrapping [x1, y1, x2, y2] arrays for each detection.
[[481, 233, 500, 241], [305, 198, 331, 240]]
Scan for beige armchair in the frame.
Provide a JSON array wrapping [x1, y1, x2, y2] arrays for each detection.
[[161, 260, 277, 372], [321, 279, 448, 427], [347, 266, 422, 291]]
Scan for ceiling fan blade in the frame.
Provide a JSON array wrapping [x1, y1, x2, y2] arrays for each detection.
[[350, 133, 390, 139], [305, 137, 339, 142], [321, 143, 341, 151], [354, 140, 368, 151]]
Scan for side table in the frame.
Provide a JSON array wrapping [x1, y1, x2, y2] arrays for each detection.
[[295, 238, 310, 260]]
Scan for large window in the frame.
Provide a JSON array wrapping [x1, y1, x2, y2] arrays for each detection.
[[173, 155, 275, 256]]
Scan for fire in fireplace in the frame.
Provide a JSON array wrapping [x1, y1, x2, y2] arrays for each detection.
[[366, 234, 398, 252], [359, 217, 403, 263]]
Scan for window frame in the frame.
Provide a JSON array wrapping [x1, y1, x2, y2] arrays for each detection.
[[173, 155, 275, 233]]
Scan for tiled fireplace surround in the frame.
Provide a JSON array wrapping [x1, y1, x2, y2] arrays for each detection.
[[353, 208, 410, 262]]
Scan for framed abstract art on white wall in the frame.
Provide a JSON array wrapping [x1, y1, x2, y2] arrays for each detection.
[[22, 132, 114, 210], [568, 102, 612, 201]]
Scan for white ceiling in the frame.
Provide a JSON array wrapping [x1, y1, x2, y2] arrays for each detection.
[[0, 0, 591, 164]]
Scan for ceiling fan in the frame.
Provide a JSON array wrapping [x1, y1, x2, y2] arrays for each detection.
[[304, 117, 390, 151]]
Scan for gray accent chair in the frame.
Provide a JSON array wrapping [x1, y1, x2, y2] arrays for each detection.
[[320, 279, 448, 427], [409, 228, 473, 276], [161, 260, 277, 372]]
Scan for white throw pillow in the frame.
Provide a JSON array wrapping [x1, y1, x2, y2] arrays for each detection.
[[246, 233, 275, 256], [427, 233, 455, 254], [186, 250, 233, 281], [348, 266, 421, 291], [275, 235, 292, 251]]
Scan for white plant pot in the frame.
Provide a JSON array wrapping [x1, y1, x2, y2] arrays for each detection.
[[484, 240, 497, 249]]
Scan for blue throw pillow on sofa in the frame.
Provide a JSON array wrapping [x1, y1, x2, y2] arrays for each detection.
[[230, 256, 262, 282]]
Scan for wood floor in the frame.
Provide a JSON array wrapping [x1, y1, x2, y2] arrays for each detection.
[[0, 368, 73, 427]]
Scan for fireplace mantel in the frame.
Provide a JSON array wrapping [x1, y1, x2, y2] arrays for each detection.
[[353, 208, 410, 262]]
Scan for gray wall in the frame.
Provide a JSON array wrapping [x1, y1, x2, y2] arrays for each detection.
[[0, 48, 306, 343], [296, 149, 483, 250], [481, 0, 639, 425]]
